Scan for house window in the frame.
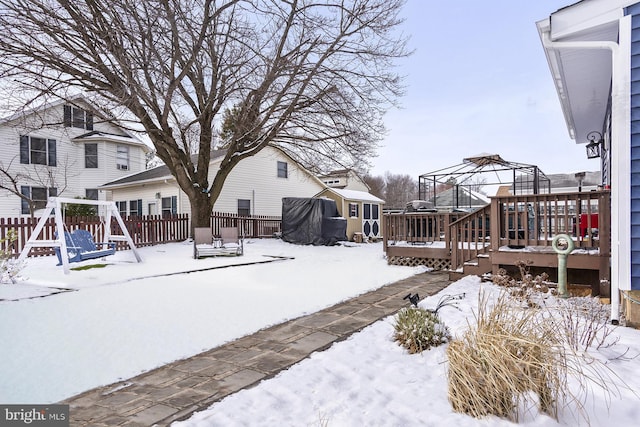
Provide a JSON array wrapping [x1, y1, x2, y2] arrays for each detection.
[[161, 196, 177, 217], [116, 145, 129, 170], [238, 199, 251, 216], [85, 143, 98, 168], [116, 201, 127, 217], [20, 186, 57, 214], [85, 189, 99, 200], [349, 203, 359, 218], [277, 161, 288, 178], [19, 135, 57, 166], [63, 105, 94, 130], [129, 199, 142, 217]]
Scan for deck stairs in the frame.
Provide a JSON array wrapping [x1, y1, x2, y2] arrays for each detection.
[[449, 252, 492, 281]]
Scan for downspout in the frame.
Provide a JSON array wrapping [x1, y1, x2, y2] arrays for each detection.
[[540, 27, 623, 324]]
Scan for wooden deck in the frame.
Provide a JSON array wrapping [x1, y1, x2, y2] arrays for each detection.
[[383, 190, 611, 295]]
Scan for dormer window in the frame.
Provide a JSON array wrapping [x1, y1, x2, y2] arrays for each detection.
[[63, 105, 94, 130]]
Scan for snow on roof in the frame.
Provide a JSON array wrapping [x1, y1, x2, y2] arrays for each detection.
[[322, 188, 384, 203]]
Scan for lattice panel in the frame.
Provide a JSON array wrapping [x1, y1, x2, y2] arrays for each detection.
[[387, 256, 450, 270]]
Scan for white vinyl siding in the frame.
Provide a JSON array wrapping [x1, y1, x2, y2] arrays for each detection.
[[104, 146, 325, 219], [207, 147, 325, 216]]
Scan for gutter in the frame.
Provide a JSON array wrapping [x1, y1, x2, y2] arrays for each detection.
[[539, 24, 622, 325]]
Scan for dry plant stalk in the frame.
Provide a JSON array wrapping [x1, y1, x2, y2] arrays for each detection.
[[447, 289, 634, 425], [447, 290, 566, 422]]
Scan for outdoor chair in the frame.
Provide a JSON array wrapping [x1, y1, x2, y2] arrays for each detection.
[[193, 226, 244, 258]]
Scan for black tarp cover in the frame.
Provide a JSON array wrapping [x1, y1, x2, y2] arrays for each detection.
[[281, 197, 347, 245]]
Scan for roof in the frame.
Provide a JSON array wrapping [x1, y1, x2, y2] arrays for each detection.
[[431, 186, 490, 208], [101, 150, 227, 188], [536, 0, 624, 144], [74, 130, 150, 152], [317, 187, 384, 204]]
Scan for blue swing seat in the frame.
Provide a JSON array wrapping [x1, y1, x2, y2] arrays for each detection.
[[55, 230, 117, 265]]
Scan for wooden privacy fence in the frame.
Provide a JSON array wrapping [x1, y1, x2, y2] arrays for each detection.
[[210, 211, 282, 238], [1, 212, 282, 258], [0, 214, 190, 258]]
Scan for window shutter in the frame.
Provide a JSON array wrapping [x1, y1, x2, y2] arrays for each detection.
[[47, 139, 57, 166], [86, 112, 94, 130], [63, 105, 71, 127], [20, 186, 30, 214], [171, 196, 177, 214], [20, 135, 29, 164]]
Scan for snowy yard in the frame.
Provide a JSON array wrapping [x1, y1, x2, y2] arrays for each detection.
[[2, 238, 639, 427], [0, 239, 426, 404]]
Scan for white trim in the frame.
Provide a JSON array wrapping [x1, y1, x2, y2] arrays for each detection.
[[613, 15, 632, 296]]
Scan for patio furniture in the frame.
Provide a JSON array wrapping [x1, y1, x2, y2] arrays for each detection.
[[193, 227, 244, 258]]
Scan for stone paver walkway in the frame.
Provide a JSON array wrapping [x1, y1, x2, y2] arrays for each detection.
[[62, 271, 451, 426]]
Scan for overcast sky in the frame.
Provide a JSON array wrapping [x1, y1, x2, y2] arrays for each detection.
[[370, 0, 597, 179]]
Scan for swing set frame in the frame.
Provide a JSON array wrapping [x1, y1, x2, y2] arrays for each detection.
[[17, 197, 142, 274]]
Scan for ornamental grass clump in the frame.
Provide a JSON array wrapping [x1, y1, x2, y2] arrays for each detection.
[[446, 291, 565, 422], [393, 306, 451, 354]]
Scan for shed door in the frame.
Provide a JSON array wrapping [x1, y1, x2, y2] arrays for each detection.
[[362, 203, 380, 237]]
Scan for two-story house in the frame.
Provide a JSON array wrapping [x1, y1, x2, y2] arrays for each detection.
[[0, 96, 150, 217]]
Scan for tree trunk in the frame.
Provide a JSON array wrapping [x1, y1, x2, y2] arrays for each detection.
[[190, 191, 215, 230]]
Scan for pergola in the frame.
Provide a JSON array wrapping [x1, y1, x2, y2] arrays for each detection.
[[417, 153, 551, 210]]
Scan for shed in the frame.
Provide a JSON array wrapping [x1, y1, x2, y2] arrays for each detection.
[[314, 188, 384, 241]]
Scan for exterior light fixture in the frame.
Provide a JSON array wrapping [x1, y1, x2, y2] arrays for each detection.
[[586, 131, 603, 159]]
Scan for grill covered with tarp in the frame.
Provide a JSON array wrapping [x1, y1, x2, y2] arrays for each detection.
[[281, 197, 347, 245]]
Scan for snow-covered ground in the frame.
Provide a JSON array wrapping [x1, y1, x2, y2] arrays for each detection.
[[175, 277, 640, 427], [2, 238, 639, 427], [0, 239, 426, 404]]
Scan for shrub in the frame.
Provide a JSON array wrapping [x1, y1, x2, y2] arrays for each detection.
[[1, 229, 25, 284], [393, 306, 451, 354]]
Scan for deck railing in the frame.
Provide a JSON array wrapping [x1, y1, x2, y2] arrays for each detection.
[[490, 190, 610, 251], [450, 204, 492, 271], [383, 190, 611, 272], [383, 211, 466, 248]]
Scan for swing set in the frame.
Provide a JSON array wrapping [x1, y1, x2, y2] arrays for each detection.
[[17, 197, 142, 274]]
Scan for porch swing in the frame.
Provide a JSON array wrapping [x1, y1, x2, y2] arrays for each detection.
[[18, 197, 142, 274], [53, 205, 117, 265]]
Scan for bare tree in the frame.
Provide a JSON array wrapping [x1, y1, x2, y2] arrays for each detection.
[[363, 171, 416, 209], [363, 174, 386, 200], [0, 0, 409, 227], [463, 175, 488, 195], [384, 172, 416, 209]]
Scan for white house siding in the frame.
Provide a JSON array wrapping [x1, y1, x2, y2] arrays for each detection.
[[209, 147, 326, 217], [0, 100, 148, 217], [105, 181, 180, 217], [106, 146, 326, 218]]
